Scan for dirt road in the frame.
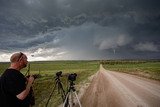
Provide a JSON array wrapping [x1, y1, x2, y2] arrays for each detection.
[[80, 65, 160, 107]]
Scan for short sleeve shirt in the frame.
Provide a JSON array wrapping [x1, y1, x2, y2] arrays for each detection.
[[0, 69, 30, 107]]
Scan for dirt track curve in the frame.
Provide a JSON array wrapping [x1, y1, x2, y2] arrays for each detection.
[[80, 65, 160, 107]]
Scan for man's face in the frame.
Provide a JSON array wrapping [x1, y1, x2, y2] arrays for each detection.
[[22, 55, 28, 68], [19, 55, 28, 68]]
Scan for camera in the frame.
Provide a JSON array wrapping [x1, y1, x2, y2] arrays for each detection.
[[26, 74, 39, 79], [56, 71, 62, 77], [68, 73, 77, 81], [32, 74, 39, 79]]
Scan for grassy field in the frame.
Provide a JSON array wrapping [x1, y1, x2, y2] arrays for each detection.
[[0, 61, 99, 107], [31, 61, 99, 107], [1, 60, 160, 107], [102, 60, 160, 80]]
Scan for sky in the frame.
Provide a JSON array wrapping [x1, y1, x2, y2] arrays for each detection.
[[0, 0, 160, 61]]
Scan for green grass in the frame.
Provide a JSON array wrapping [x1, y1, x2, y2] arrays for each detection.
[[102, 60, 160, 80], [0, 62, 10, 75], [32, 61, 99, 107], [0, 61, 99, 107]]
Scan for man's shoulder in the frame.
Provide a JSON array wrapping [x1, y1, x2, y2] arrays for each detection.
[[1, 69, 24, 79], [4, 69, 20, 75], [6, 68, 19, 72]]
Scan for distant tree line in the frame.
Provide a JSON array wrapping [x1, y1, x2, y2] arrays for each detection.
[[100, 59, 160, 65]]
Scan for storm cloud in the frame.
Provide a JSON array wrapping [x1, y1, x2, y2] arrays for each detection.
[[0, 0, 160, 61]]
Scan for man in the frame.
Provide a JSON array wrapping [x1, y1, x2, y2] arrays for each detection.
[[0, 52, 35, 107]]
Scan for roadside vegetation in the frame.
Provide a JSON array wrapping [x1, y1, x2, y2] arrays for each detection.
[[102, 60, 160, 81]]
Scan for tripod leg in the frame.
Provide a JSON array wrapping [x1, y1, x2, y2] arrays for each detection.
[[63, 92, 70, 107], [58, 82, 66, 101], [73, 92, 82, 107], [45, 81, 58, 107], [71, 91, 74, 107]]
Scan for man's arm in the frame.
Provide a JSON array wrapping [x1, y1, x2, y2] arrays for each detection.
[[16, 76, 34, 100]]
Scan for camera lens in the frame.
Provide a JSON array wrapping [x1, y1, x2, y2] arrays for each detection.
[[68, 73, 77, 81]]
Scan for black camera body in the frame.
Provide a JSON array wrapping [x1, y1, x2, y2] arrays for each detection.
[[68, 73, 77, 81], [56, 71, 62, 77], [26, 74, 39, 79]]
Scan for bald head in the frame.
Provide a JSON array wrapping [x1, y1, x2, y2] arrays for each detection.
[[10, 52, 25, 63], [9, 52, 28, 70]]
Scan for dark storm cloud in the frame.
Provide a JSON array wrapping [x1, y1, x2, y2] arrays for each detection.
[[0, 0, 160, 61]]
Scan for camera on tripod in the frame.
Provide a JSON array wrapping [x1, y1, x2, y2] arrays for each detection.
[[46, 71, 81, 107], [68, 73, 77, 81], [56, 71, 62, 77], [63, 73, 82, 107]]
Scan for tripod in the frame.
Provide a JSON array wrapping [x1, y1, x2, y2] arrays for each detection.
[[46, 75, 66, 107], [63, 81, 82, 107]]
